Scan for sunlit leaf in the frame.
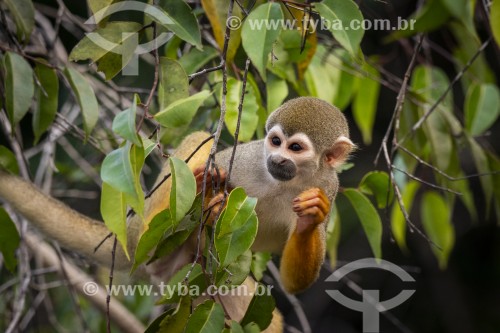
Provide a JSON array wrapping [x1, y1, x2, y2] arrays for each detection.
[[100, 182, 129, 259], [421, 191, 454, 269], [185, 300, 225, 333], [0, 207, 20, 272], [468, 137, 493, 215], [33, 62, 58, 144], [343, 188, 382, 259], [464, 83, 500, 136], [64, 67, 99, 138], [155, 90, 211, 128], [242, 2, 284, 81], [3, 52, 34, 127], [316, 0, 364, 56]]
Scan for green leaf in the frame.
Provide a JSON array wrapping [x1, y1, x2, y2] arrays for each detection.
[[0, 207, 20, 272], [201, 0, 242, 62], [132, 210, 173, 273], [421, 191, 454, 269], [441, 0, 474, 31], [145, 309, 174, 333], [326, 205, 341, 268], [159, 296, 192, 333], [169, 157, 197, 223], [243, 323, 261, 333], [3, 0, 34, 42], [359, 171, 394, 209], [411, 65, 453, 172], [390, 181, 420, 252], [142, 137, 157, 157], [242, 2, 284, 81], [101, 142, 144, 214], [100, 182, 129, 259], [468, 137, 493, 215], [0, 146, 19, 174], [224, 78, 260, 142], [64, 67, 99, 138], [157, 263, 208, 304], [240, 291, 275, 330], [3, 52, 34, 127], [352, 61, 380, 145], [251, 252, 271, 281], [159, 58, 189, 110], [492, 0, 500, 47], [315, 0, 364, 56], [215, 188, 258, 267], [185, 300, 225, 333], [179, 46, 218, 74], [223, 321, 245, 333], [266, 74, 288, 114], [112, 94, 141, 146], [69, 22, 142, 80], [387, 0, 450, 40], [343, 189, 382, 259], [150, 195, 202, 264], [155, 90, 211, 128], [464, 83, 500, 136], [156, 0, 202, 49], [33, 62, 58, 144], [215, 250, 252, 287], [88, 0, 116, 15]]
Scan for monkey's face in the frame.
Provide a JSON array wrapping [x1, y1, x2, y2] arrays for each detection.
[[265, 125, 317, 182]]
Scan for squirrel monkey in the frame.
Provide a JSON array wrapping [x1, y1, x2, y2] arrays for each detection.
[[212, 97, 354, 292], [0, 97, 353, 331]]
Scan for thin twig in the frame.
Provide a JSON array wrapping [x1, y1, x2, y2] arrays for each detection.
[[401, 37, 491, 145]]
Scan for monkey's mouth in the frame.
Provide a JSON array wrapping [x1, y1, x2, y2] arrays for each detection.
[[267, 160, 296, 181]]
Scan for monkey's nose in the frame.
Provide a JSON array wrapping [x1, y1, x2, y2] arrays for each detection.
[[271, 156, 289, 165]]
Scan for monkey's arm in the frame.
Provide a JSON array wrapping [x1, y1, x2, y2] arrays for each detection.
[[279, 188, 330, 293]]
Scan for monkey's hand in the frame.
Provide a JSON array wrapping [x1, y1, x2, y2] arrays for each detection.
[[193, 165, 227, 194], [281, 188, 329, 293], [193, 166, 230, 225], [292, 188, 330, 234]]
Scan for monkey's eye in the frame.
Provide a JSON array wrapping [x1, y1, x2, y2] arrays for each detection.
[[271, 136, 281, 146], [289, 143, 302, 152]]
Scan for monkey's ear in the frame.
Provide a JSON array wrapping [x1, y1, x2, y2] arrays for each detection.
[[325, 136, 355, 168]]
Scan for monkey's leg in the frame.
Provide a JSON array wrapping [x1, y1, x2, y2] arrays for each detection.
[[280, 188, 330, 293]]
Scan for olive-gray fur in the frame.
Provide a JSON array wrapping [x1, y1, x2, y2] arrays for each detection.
[[265, 97, 349, 153]]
